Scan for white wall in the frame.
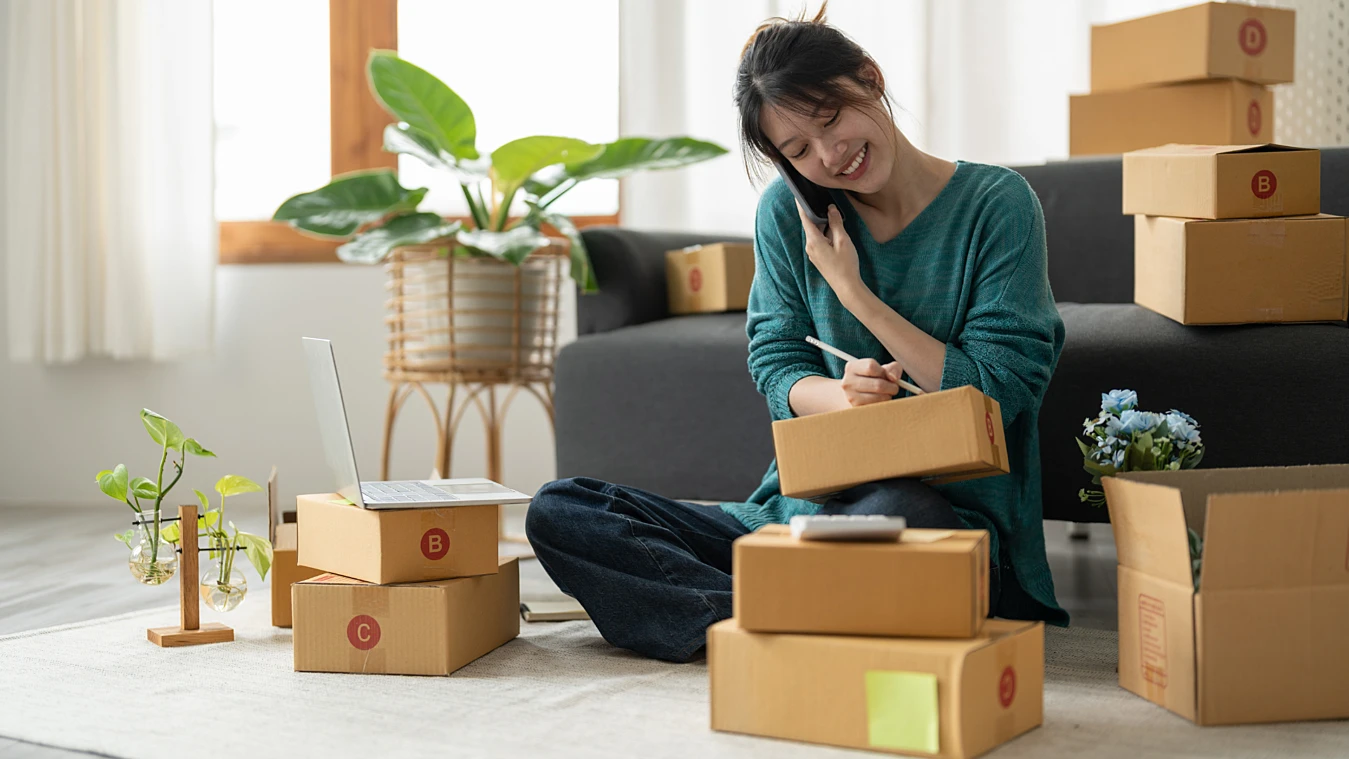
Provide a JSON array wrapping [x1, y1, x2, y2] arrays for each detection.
[[0, 262, 572, 509]]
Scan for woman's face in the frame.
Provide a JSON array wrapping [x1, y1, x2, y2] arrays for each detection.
[[759, 90, 891, 194]]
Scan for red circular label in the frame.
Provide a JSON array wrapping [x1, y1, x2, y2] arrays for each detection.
[[985, 411, 996, 444], [1251, 169, 1277, 199], [1238, 19, 1267, 56], [347, 615, 381, 650], [421, 527, 450, 560], [688, 267, 703, 293], [1247, 100, 1262, 136], [999, 666, 1017, 708]]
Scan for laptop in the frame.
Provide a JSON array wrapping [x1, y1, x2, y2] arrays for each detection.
[[301, 337, 534, 510]]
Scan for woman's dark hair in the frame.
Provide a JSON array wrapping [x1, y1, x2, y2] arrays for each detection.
[[734, 2, 896, 184]]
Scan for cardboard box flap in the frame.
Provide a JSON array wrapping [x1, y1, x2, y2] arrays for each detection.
[[1102, 477, 1194, 587], [1200, 487, 1349, 592], [1128, 143, 1310, 157]]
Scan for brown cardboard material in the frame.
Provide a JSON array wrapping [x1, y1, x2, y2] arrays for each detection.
[[1122, 143, 1320, 219], [709, 618, 1043, 759], [734, 525, 990, 638], [1134, 214, 1348, 325], [270, 523, 323, 628], [296, 494, 498, 584], [1090, 2, 1295, 92], [1103, 465, 1349, 725], [292, 557, 520, 676], [665, 242, 755, 314], [1070, 79, 1272, 157], [773, 386, 1008, 501]]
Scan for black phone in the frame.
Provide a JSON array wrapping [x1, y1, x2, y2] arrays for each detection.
[[773, 157, 832, 234]]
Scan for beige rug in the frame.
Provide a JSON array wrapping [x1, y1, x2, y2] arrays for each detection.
[[1, 598, 1346, 758]]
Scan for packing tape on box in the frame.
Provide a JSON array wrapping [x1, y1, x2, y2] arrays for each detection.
[[418, 507, 458, 572], [346, 585, 391, 673], [1248, 221, 1286, 248], [982, 394, 1002, 470]]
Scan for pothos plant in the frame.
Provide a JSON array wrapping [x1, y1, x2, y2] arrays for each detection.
[[272, 50, 728, 292], [98, 410, 271, 595]]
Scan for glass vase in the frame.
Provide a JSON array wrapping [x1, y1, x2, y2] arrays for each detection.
[[200, 560, 248, 612], [128, 533, 178, 586]]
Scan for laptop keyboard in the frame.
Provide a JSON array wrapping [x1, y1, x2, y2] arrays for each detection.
[[361, 481, 459, 503]]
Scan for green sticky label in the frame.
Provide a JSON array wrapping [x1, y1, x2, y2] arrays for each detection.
[[865, 670, 940, 754], [329, 498, 355, 505]]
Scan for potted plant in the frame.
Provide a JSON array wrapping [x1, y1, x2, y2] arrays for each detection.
[[272, 50, 726, 367], [98, 410, 271, 606]]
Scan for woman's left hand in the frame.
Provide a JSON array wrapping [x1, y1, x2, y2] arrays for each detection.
[[796, 201, 863, 300]]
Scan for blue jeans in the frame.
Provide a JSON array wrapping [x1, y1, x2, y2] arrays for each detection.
[[525, 476, 966, 663]]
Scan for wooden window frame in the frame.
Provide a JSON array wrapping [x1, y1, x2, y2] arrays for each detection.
[[218, 0, 620, 265]]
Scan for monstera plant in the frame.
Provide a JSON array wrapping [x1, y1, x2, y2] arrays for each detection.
[[273, 50, 728, 292]]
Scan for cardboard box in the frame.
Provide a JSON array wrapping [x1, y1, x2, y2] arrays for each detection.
[[734, 524, 989, 638], [1103, 465, 1349, 725], [297, 494, 498, 584], [1122, 144, 1320, 219], [773, 385, 1008, 501], [271, 523, 323, 628], [1091, 2, 1295, 92], [1070, 79, 1272, 157], [709, 618, 1043, 758], [1134, 214, 1348, 325], [665, 242, 755, 314], [293, 556, 520, 676]]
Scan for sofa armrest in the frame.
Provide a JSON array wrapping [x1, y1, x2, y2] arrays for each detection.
[[576, 227, 754, 335]]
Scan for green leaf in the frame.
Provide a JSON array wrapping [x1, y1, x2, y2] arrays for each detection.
[[455, 226, 551, 266], [161, 521, 181, 544], [97, 464, 129, 502], [194, 489, 210, 511], [235, 532, 273, 581], [336, 213, 462, 264], [529, 204, 597, 293], [215, 475, 263, 498], [490, 136, 603, 206], [383, 123, 489, 182], [140, 409, 184, 448], [129, 477, 159, 499], [1075, 438, 1092, 457], [182, 438, 215, 458], [113, 529, 135, 545], [524, 136, 728, 197], [367, 50, 478, 161], [272, 170, 428, 239]]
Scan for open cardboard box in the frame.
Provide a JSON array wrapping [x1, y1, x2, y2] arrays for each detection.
[[1103, 464, 1349, 725], [264, 468, 321, 627]]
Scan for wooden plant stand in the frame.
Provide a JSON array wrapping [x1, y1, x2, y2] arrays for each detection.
[[147, 504, 233, 647]]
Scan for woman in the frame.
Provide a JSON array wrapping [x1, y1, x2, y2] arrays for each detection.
[[526, 6, 1067, 663]]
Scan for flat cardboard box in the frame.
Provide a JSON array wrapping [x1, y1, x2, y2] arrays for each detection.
[[270, 523, 323, 628], [1070, 79, 1272, 157], [773, 385, 1008, 501], [1091, 2, 1295, 92], [297, 494, 498, 585], [1122, 143, 1320, 220], [709, 618, 1043, 759], [665, 242, 755, 314], [292, 556, 520, 676], [734, 524, 990, 638], [1134, 214, 1348, 325], [1103, 465, 1349, 725]]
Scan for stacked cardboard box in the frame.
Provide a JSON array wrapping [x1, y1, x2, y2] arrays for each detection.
[[1125, 144, 1347, 325], [665, 242, 755, 315], [288, 493, 519, 676], [711, 525, 1044, 758], [1070, 2, 1295, 156]]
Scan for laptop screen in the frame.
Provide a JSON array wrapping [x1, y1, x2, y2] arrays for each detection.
[[301, 337, 363, 506]]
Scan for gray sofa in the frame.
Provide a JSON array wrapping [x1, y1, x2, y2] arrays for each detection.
[[556, 148, 1349, 523]]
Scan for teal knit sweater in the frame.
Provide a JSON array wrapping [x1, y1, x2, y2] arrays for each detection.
[[720, 161, 1068, 624]]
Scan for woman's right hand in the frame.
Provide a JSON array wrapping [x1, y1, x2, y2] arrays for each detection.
[[840, 359, 904, 407]]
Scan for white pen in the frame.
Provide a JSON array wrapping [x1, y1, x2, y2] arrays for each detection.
[[805, 335, 925, 396]]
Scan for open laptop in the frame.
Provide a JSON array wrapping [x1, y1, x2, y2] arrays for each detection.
[[301, 337, 534, 510]]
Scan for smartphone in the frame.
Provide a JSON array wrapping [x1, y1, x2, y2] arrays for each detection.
[[773, 156, 832, 234]]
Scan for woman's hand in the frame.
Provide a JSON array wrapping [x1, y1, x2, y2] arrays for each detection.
[[796, 201, 863, 300], [840, 358, 905, 407]]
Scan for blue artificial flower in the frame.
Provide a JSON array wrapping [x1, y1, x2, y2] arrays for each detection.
[[1112, 448, 1127, 468], [1164, 412, 1201, 444], [1104, 415, 1123, 438], [1166, 409, 1198, 427], [1101, 389, 1138, 415], [1119, 409, 1163, 436]]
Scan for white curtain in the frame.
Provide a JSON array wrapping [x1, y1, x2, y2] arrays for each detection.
[[4, 0, 215, 363], [616, 0, 1202, 235]]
